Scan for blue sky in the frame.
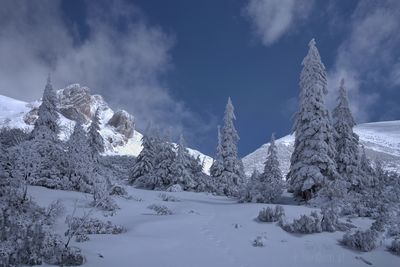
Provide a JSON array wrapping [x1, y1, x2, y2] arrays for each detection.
[[0, 0, 399, 157]]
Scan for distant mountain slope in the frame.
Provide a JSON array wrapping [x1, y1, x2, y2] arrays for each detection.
[[242, 120, 400, 176], [0, 86, 213, 174]]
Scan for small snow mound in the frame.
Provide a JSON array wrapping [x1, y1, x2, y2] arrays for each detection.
[[166, 184, 183, 192]]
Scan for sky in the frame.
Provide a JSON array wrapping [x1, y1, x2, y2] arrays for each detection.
[[0, 0, 399, 157]]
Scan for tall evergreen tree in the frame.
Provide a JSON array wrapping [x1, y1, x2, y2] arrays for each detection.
[[287, 39, 338, 200], [213, 97, 245, 196], [88, 108, 105, 157], [259, 133, 284, 202], [332, 79, 360, 189], [169, 135, 196, 189], [14, 78, 68, 190], [210, 126, 224, 177], [67, 121, 93, 192], [242, 134, 284, 203], [129, 133, 156, 184], [31, 76, 60, 140]]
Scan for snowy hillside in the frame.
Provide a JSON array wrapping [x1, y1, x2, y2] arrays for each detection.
[[0, 88, 213, 173], [242, 120, 400, 176], [28, 185, 400, 267]]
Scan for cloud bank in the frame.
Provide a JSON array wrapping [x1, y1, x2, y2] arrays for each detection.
[[0, 0, 210, 143], [243, 0, 314, 46], [327, 0, 400, 122]]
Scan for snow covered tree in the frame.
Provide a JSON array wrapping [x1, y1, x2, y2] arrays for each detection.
[[332, 79, 360, 191], [67, 122, 93, 193], [169, 135, 196, 190], [358, 146, 374, 189], [129, 133, 156, 184], [31, 76, 60, 140], [152, 136, 176, 189], [242, 134, 284, 203], [210, 126, 224, 177], [135, 133, 175, 190], [212, 98, 245, 196], [258, 134, 284, 203], [10, 78, 69, 190], [239, 169, 260, 203], [92, 173, 118, 212], [1, 141, 84, 266], [287, 39, 338, 200], [88, 108, 105, 157]]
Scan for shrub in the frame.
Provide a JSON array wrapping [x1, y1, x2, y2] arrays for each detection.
[[281, 211, 323, 234], [258, 205, 285, 223], [110, 185, 128, 196], [65, 216, 126, 242], [166, 184, 183, 192], [159, 193, 180, 202], [42, 233, 85, 266], [341, 229, 379, 252], [280, 208, 352, 234], [389, 239, 400, 255], [45, 200, 65, 225], [252, 236, 266, 247], [320, 208, 352, 232], [147, 204, 174, 215]]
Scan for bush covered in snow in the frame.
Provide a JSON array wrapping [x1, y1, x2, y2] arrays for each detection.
[[280, 211, 323, 234], [341, 229, 380, 252], [147, 204, 174, 215], [65, 216, 126, 243], [166, 184, 183, 192], [280, 208, 351, 234], [44, 200, 66, 225], [389, 239, 400, 256], [159, 193, 180, 202], [252, 236, 266, 247], [258, 205, 285, 223], [41, 233, 85, 266], [110, 185, 128, 196]]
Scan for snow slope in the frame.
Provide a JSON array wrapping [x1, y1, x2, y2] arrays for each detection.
[[28, 186, 399, 267], [0, 95, 32, 129], [243, 120, 400, 176]]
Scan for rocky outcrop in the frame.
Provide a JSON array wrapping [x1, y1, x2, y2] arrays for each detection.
[[107, 110, 135, 139], [56, 84, 93, 122], [23, 107, 38, 125]]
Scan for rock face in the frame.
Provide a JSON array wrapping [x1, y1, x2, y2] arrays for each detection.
[[23, 107, 38, 125], [57, 84, 93, 122], [107, 110, 135, 139]]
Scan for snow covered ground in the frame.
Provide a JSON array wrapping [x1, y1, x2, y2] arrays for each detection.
[[28, 186, 399, 267]]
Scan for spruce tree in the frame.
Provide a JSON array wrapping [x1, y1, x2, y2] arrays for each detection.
[[153, 136, 176, 188], [243, 134, 284, 203], [287, 39, 338, 200], [170, 135, 196, 190], [67, 122, 93, 192], [88, 108, 105, 157], [332, 79, 360, 190], [210, 126, 224, 177], [258, 133, 284, 202], [31, 76, 60, 140], [129, 133, 156, 184], [16, 78, 68, 189], [213, 97, 245, 196]]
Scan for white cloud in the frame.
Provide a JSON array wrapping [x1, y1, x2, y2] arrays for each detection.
[[0, 0, 212, 143], [243, 0, 314, 46], [328, 0, 400, 122]]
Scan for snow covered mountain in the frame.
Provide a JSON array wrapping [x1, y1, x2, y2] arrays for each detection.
[[0, 84, 213, 173], [243, 120, 400, 176], [1, 86, 398, 177]]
